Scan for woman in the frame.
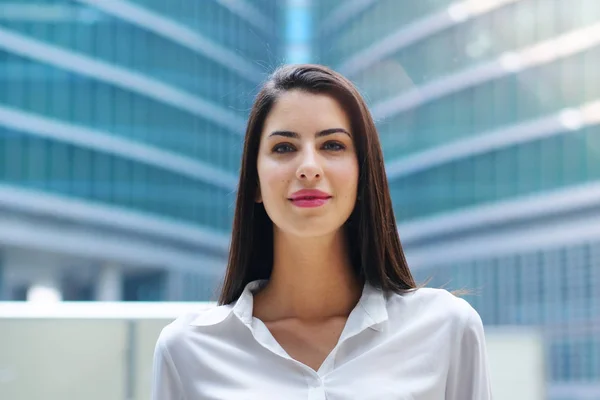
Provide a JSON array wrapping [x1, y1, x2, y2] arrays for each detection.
[[152, 64, 492, 399]]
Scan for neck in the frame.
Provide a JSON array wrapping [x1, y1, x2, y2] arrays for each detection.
[[254, 227, 362, 321]]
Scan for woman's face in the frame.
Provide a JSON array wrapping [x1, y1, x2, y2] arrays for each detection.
[[256, 90, 359, 238]]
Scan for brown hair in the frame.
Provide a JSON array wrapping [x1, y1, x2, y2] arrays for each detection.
[[218, 64, 416, 305]]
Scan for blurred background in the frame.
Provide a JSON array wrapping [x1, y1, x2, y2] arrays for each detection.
[[0, 0, 599, 399]]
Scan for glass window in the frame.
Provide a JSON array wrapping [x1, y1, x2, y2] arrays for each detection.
[[123, 271, 167, 301], [113, 157, 133, 208], [352, 0, 600, 103], [91, 151, 112, 204], [2, 129, 23, 183], [389, 124, 597, 221], [585, 125, 600, 181], [331, 0, 453, 61], [494, 145, 518, 199], [23, 135, 47, 191], [0, 129, 9, 181], [420, 241, 600, 383], [46, 141, 70, 195], [72, 146, 93, 199]]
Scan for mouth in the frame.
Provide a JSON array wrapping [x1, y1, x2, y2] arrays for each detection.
[[288, 190, 332, 208], [288, 196, 332, 208]]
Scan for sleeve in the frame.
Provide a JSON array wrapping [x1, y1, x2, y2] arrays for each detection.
[[445, 303, 493, 400], [152, 334, 186, 400]]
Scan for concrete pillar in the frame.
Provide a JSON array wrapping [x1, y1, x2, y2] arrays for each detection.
[[95, 263, 122, 301], [27, 275, 62, 302]]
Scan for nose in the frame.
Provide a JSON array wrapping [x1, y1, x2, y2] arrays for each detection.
[[296, 149, 322, 182]]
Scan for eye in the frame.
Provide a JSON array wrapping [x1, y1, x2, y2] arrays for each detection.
[[322, 141, 346, 151], [272, 143, 296, 153]]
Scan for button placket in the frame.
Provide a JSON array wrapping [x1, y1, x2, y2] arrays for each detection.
[[301, 367, 326, 400], [307, 379, 326, 400]]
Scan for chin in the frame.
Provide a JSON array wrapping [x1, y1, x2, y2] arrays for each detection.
[[279, 217, 347, 239]]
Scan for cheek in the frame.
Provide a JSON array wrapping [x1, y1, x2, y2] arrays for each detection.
[[331, 160, 359, 194], [258, 161, 292, 200]]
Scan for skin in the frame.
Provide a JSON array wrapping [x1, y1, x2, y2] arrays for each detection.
[[253, 90, 362, 372]]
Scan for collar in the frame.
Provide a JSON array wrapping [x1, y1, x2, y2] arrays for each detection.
[[190, 279, 389, 331], [232, 279, 267, 325], [189, 280, 265, 327], [357, 283, 389, 332]]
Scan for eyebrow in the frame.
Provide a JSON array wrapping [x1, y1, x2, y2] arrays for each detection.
[[268, 128, 351, 139]]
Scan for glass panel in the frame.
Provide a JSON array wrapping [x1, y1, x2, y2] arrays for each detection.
[[0, 51, 242, 173], [390, 126, 597, 220], [350, 0, 600, 102], [421, 240, 600, 383], [1, 0, 261, 106]]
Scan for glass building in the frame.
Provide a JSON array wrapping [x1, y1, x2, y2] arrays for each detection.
[[1, 0, 599, 396], [0, 0, 280, 302], [315, 1, 600, 399]]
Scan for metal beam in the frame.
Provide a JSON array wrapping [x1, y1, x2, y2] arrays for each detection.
[[320, 0, 378, 36], [0, 211, 228, 275], [0, 106, 238, 191], [385, 100, 600, 179], [371, 22, 600, 119], [215, 0, 275, 36], [0, 185, 231, 255], [0, 27, 247, 134], [75, 0, 264, 83], [399, 182, 600, 267], [337, 0, 522, 76]]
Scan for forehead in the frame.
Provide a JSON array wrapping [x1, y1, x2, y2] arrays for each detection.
[[262, 90, 351, 133]]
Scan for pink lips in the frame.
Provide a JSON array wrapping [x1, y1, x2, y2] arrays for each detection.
[[289, 189, 332, 208]]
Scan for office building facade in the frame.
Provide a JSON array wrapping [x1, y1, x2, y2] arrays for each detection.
[[315, 1, 600, 399], [0, 0, 280, 301], [1, 0, 599, 396]]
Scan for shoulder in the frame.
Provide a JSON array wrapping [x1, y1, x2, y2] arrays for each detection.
[[386, 287, 482, 333], [156, 304, 235, 355]]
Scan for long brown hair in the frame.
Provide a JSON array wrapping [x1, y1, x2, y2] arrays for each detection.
[[218, 64, 416, 305]]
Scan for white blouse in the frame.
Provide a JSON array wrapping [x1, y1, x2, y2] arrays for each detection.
[[152, 280, 492, 400]]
